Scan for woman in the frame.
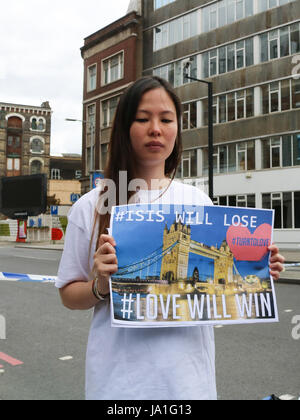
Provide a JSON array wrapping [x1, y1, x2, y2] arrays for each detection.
[[56, 76, 284, 400]]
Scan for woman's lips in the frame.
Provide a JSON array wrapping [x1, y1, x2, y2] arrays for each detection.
[[145, 141, 164, 148]]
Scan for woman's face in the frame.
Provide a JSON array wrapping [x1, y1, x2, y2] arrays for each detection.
[[129, 88, 178, 174]]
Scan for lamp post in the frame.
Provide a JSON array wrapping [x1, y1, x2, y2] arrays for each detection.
[[183, 63, 214, 201], [65, 118, 95, 190]]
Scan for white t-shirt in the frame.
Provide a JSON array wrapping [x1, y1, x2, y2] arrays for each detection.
[[56, 180, 217, 400]]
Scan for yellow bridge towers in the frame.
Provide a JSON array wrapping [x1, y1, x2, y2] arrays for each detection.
[[160, 220, 234, 286]]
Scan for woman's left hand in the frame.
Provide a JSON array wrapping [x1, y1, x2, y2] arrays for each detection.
[[268, 244, 285, 280]]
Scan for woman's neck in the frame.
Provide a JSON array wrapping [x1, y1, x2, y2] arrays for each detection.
[[134, 165, 169, 190]]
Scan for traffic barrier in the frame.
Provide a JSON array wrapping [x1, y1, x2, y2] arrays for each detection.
[[0, 272, 57, 283], [284, 263, 300, 268]]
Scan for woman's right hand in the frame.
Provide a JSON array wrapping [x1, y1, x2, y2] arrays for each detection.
[[93, 234, 118, 295]]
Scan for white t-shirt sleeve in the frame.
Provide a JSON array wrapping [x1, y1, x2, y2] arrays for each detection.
[[55, 221, 92, 289], [55, 190, 99, 289]]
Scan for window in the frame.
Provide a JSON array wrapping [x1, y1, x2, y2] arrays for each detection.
[[154, 11, 197, 51], [202, 0, 254, 34], [260, 23, 300, 63], [154, 0, 175, 10], [31, 117, 45, 131], [261, 78, 300, 114], [262, 191, 300, 230], [202, 38, 254, 78], [214, 194, 256, 208], [203, 141, 255, 175], [182, 102, 197, 130], [87, 64, 97, 91], [262, 134, 300, 168], [202, 88, 253, 126], [179, 150, 197, 178], [31, 160, 42, 175], [30, 138, 44, 154], [51, 169, 61, 180], [258, 0, 296, 13], [102, 53, 123, 85], [102, 96, 120, 128]]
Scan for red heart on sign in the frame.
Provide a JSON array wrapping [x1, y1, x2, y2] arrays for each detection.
[[226, 224, 272, 261]]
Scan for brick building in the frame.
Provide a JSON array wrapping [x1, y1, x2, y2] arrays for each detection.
[[80, 1, 143, 194], [0, 101, 51, 178]]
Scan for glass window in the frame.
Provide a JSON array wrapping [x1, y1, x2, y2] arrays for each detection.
[[280, 27, 290, 57], [236, 41, 245, 69], [227, 93, 235, 121], [209, 49, 217, 76], [31, 118, 37, 130], [219, 95, 227, 123], [260, 33, 269, 62], [219, 146, 228, 173], [271, 137, 281, 167], [31, 160, 42, 175], [237, 143, 246, 171], [88, 65, 97, 91], [261, 84, 269, 114], [31, 138, 44, 153], [103, 53, 123, 85], [290, 23, 300, 54], [292, 79, 300, 109], [295, 191, 300, 228], [228, 143, 236, 172], [219, 47, 226, 74], [269, 30, 279, 60], [293, 134, 300, 166], [283, 192, 293, 229], [227, 44, 235, 72], [247, 141, 255, 170], [245, 38, 254, 66], [281, 79, 291, 111], [202, 52, 209, 79], [246, 88, 254, 118], [262, 139, 271, 168], [270, 82, 279, 112], [282, 135, 292, 167]]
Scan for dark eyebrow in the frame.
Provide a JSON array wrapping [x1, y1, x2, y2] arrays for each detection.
[[137, 109, 175, 115]]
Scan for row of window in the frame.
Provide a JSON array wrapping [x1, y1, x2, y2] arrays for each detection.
[[50, 169, 82, 180], [153, 21, 300, 85], [154, 0, 296, 51], [87, 52, 124, 92], [7, 135, 46, 154], [213, 191, 300, 229], [6, 158, 44, 175], [263, 191, 300, 229], [182, 77, 300, 128], [176, 134, 300, 178]]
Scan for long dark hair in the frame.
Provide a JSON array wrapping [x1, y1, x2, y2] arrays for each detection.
[[94, 76, 183, 248]]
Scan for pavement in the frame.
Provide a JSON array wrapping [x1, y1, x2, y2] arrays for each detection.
[[1, 241, 300, 285]]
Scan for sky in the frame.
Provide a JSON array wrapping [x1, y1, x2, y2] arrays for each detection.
[[0, 0, 130, 156]]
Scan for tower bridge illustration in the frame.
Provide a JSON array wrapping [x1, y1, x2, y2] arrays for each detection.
[[113, 220, 247, 292]]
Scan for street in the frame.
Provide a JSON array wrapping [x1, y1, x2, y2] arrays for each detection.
[[0, 245, 299, 400]]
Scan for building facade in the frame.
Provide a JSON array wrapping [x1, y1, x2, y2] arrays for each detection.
[[49, 154, 82, 206], [143, 0, 300, 248], [0, 101, 51, 178], [80, 2, 143, 194]]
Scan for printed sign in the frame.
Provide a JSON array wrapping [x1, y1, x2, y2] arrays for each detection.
[[110, 204, 277, 328]]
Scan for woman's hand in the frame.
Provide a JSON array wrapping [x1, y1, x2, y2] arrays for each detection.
[[93, 234, 118, 295], [268, 244, 285, 280]]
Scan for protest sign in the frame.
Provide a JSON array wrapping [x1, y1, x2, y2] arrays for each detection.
[[110, 204, 278, 328]]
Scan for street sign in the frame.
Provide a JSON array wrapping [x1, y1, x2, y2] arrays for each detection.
[[51, 206, 58, 216], [70, 193, 80, 204]]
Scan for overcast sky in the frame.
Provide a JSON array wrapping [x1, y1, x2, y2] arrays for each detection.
[[0, 0, 130, 156]]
